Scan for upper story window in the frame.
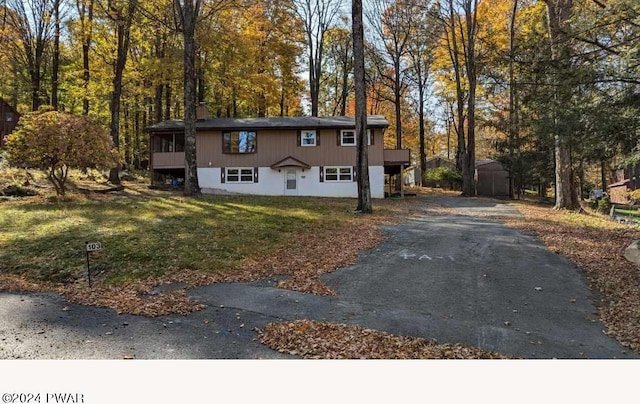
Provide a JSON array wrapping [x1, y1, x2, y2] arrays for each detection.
[[5, 113, 14, 122], [341, 130, 355, 146], [223, 131, 257, 154], [153, 133, 184, 153], [301, 130, 316, 147], [340, 129, 372, 146]]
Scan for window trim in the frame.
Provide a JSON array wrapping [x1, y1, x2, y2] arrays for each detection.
[[340, 129, 371, 146], [300, 130, 317, 147], [324, 166, 353, 182], [223, 130, 258, 154], [225, 167, 256, 184], [340, 130, 356, 146]]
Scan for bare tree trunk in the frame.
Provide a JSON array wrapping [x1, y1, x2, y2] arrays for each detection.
[[155, 84, 163, 123], [508, 0, 519, 199], [418, 88, 426, 180], [462, 0, 478, 197], [165, 84, 172, 120], [78, 0, 94, 115], [339, 53, 349, 116], [51, 0, 60, 110], [353, 0, 371, 213], [175, 0, 201, 196], [107, 0, 137, 184], [124, 102, 132, 166], [544, 0, 578, 209]]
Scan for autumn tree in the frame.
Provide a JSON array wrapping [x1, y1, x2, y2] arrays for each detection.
[[290, 0, 342, 117], [365, 0, 417, 150], [406, 1, 439, 178], [6, 108, 120, 195], [320, 22, 353, 116], [75, 0, 95, 115], [4, 0, 56, 111], [436, 0, 479, 197], [96, 0, 138, 184], [173, 0, 231, 195]]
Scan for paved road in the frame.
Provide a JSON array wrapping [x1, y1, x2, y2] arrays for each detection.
[[1, 196, 635, 359]]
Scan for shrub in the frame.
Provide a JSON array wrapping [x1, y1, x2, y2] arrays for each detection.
[[597, 195, 612, 213], [6, 107, 120, 196], [423, 167, 462, 189]]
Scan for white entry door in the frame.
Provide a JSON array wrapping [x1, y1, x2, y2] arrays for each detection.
[[284, 170, 298, 196]]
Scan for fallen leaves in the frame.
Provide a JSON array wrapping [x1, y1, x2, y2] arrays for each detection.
[[257, 320, 508, 359], [505, 202, 640, 352], [64, 281, 204, 317]]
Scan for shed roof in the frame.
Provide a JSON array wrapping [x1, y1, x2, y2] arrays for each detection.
[[145, 115, 389, 132]]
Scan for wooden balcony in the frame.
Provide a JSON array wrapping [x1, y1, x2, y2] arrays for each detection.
[[152, 152, 185, 169], [383, 149, 411, 165]]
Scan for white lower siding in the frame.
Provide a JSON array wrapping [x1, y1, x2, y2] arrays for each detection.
[[198, 166, 385, 198]]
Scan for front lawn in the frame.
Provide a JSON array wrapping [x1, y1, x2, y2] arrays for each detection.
[[0, 182, 405, 315]]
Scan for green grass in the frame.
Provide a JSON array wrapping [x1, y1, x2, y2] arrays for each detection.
[[0, 194, 355, 285]]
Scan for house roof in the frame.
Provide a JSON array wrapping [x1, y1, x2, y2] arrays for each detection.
[[270, 156, 311, 169], [145, 115, 390, 132], [608, 179, 630, 188], [475, 159, 499, 167]]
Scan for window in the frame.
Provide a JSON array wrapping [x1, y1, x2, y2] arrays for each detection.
[[154, 133, 184, 153], [324, 166, 352, 182], [5, 113, 14, 122], [301, 130, 316, 146], [223, 131, 257, 154], [340, 129, 372, 146], [340, 130, 355, 146], [226, 168, 255, 183]]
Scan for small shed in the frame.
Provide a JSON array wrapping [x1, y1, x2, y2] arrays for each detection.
[[0, 98, 20, 148], [424, 156, 456, 171], [475, 159, 509, 197]]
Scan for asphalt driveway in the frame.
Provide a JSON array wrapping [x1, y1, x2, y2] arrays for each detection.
[[0, 196, 636, 359]]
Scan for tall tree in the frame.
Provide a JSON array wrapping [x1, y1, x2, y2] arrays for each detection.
[[543, 0, 577, 209], [320, 24, 353, 116], [174, 0, 200, 195], [438, 0, 479, 197], [98, 0, 137, 184], [353, 0, 371, 213], [51, 0, 61, 109], [366, 0, 416, 150], [75, 0, 94, 115], [5, 0, 56, 110], [406, 1, 438, 180], [291, 0, 342, 117]]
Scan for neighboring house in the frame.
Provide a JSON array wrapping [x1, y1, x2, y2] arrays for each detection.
[[608, 163, 640, 204], [475, 159, 509, 197], [145, 115, 410, 198], [0, 98, 20, 148]]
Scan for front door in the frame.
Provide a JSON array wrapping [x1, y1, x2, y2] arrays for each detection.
[[284, 170, 298, 196]]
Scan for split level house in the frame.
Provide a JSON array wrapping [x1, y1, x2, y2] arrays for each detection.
[[145, 114, 410, 199]]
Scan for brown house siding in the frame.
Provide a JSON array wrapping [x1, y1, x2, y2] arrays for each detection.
[[196, 128, 385, 168]]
